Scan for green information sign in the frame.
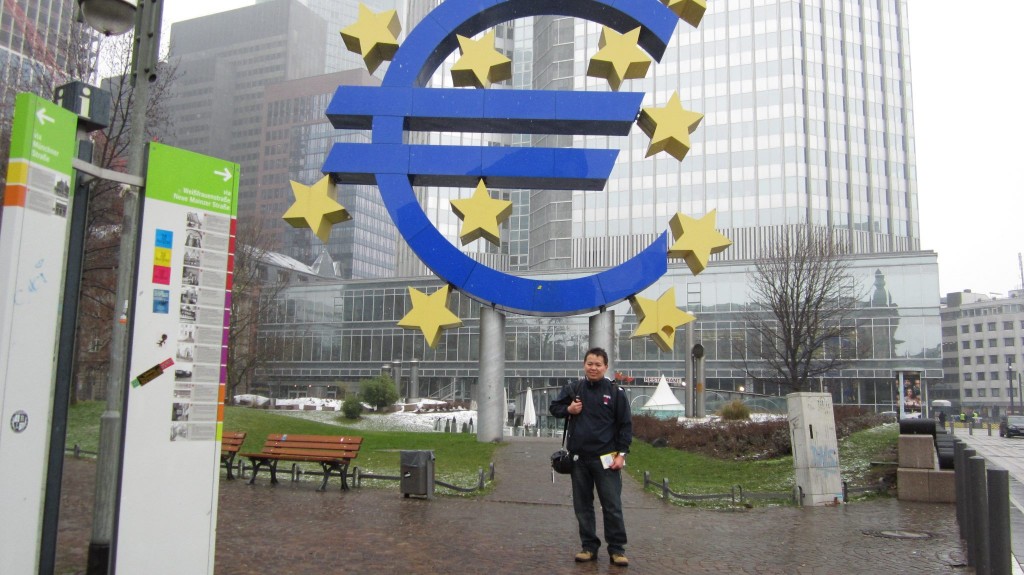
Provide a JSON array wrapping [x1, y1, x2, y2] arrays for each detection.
[[9, 93, 76, 173], [146, 142, 239, 216]]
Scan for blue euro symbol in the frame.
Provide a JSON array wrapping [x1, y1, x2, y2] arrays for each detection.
[[323, 0, 680, 315]]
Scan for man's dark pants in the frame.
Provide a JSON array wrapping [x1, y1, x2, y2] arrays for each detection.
[[571, 457, 627, 556]]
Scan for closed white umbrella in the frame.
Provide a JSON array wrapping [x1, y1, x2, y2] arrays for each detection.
[[523, 387, 537, 434]]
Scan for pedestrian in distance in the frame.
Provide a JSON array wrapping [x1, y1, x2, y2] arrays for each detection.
[[549, 347, 632, 567]]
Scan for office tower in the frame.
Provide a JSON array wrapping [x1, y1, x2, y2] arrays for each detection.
[[164, 0, 326, 205], [0, 0, 98, 190]]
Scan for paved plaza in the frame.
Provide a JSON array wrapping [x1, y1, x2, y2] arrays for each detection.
[[54, 435, 982, 574]]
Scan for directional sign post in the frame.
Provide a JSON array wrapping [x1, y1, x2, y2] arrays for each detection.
[[113, 142, 238, 575], [0, 93, 78, 574]]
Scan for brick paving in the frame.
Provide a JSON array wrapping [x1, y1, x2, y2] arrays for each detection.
[[56, 436, 968, 574]]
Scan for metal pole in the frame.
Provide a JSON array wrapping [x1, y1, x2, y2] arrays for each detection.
[[477, 306, 504, 442], [39, 134, 93, 574], [1008, 364, 1015, 415], [88, 2, 163, 573], [408, 359, 420, 400]]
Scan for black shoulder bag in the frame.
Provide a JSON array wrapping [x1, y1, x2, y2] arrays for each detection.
[[550, 382, 582, 475]]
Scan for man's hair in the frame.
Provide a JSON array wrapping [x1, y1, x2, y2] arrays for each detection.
[[584, 347, 608, 366]]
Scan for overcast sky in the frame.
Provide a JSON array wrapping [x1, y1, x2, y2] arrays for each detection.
[[163, 1, 1024, 297]]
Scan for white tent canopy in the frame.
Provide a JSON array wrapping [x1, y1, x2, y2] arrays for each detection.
[[641, 376, 685, 418], [523, 387, 537, 428]]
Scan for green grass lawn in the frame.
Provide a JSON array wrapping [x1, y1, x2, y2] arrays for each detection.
[[65, 401, 897, 503]]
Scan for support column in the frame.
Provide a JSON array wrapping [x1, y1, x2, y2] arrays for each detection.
[[685, 323, 694, 418], [409, 359, 420, 400], [589, 309, 615, 368], [392, 360, 402, 398], [477, 306, 505, 442]]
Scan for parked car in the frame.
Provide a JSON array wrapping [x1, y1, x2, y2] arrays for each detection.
[[999, 415, 1024, 437]]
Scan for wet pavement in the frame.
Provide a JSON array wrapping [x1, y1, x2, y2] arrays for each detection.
[[56, 436, 968, 574]]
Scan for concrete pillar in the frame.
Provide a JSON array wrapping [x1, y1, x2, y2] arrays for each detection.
[[409, 359, 420, 400], [477, 306, 505, 442], [391, 360, 402, 397], [588, 309, 615, 369], [685, 323, 694, 417]]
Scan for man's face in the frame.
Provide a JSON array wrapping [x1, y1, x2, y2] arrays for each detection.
[[584, 353, 608, 382]]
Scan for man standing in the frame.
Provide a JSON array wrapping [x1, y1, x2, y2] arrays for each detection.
[[549, 347, 632, 566]]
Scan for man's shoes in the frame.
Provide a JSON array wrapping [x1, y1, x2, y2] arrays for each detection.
[[610, 553, 629, 566], [574, 550, 597, 562]]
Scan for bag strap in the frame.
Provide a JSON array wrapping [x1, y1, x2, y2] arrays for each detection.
[[561, 380, 584, 448]]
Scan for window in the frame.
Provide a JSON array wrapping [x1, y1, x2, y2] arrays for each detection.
[[978, 372, 986, 381], [977, 356, 985, 364], [992, 372, 1001, 381], [963, 357, 972, 365], [962, 341, 971, 349], [990, 355, 999, 364], [978, 388, 987, 397], [975, 323, 983, 332], [988, 322, 997, 331], [976, 339, 984, 348], [1008, 354, 1017, 364], [1005, 338, 1015, 346], [1004, 321, 1014, 330], [992, 388, 1001, 397], [964, 373, 973, 381], [989, 339, 998, 347], [961, 325, 970, 334], [965, 388, 973, 396]]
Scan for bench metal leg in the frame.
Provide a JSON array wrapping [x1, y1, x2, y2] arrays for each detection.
[[268, 461, 280, 485], [247, 459, 265, 485], [223, 454, 236, 480], [317, 463, 332, 492]]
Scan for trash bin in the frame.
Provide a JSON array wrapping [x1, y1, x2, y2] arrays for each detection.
[[400, 450, 435, 499]]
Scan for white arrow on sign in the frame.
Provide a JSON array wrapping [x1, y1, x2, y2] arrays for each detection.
[[214, 167, 232, 182], [36, 108, 55, 125]]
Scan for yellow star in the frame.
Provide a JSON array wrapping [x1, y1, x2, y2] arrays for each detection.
[[668, 210, 732, 275], [451, 31, 512, 89], [283, 176, 351, 244], [638, 91, 703, 161], [663, 0, 707, 28], [629, 287, 696, 352], [450, 179, 513, 246], [398, 286, 463, 348], [586, 27, 651, 91], [340, 4, 401, 73]]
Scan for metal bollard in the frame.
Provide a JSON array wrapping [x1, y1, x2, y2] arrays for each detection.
[[987, 468, 1011, 575], [955, 444, 970, 539], [988, 423, 993, 437], [968, 456, 990, 575]]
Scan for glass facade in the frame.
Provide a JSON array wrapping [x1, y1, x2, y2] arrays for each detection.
[[256, 252, 941, 416]]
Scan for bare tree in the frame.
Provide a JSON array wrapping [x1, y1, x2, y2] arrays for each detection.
[[71, 35, 179, 401], [226, 216, 292, 404], [742, 227, 861, 393]]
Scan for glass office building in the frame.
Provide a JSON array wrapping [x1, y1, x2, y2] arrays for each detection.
[[252, 0, 942, 416]]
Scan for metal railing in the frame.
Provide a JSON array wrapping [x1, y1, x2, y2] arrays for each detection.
[[641, 471, 888, 507]]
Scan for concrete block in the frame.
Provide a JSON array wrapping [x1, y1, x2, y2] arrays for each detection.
[[897, 468, 931, 501], [928, 470, 956, 503], [898, 435, 938, 469]]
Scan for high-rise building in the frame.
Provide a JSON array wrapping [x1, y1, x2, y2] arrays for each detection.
[[164, 0, 326, 200], [0, 0, 98, 191]]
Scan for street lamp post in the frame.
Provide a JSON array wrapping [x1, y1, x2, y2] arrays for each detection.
[[77, 1, 164, 573], [1009, 363, 1016, 415]]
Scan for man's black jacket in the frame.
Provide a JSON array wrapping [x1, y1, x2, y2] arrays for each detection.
[[549, 377, 632, 458]]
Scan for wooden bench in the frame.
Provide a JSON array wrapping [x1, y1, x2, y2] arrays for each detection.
[[240, 434, 362, 491], [220, 431, 247, 480]]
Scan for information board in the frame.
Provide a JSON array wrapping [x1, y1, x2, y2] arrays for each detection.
[[114, 142, 238, 574], [0, 93, 77, 574]]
